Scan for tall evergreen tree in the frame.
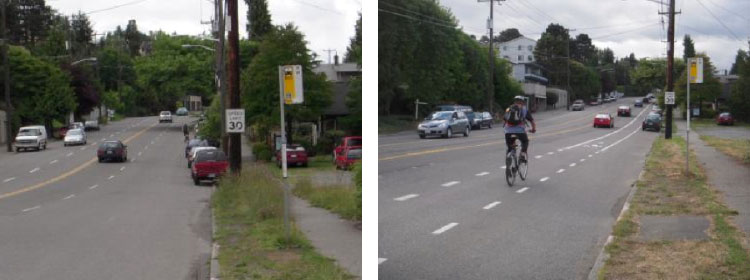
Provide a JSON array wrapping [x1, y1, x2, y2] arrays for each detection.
[[496, 28, 522, 43], [125, 20, 144, 57], [730, 49, 747, 75], [344, 13, 361, 64], [682, 34, 696, 62], [70, 11, 93, 57], [2, 0, 53, 47], [244, 0, 272, 41]]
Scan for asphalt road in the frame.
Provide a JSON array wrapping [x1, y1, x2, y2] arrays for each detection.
[[379, 97, 659, 279], [0, 116, 212, 280]]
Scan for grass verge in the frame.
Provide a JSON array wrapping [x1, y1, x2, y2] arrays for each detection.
[[690, 118, 750, 128], [599, 136, 750, 279], [379, 114, 417, 134], [700, 135, 750, 165], [213, 164, 351, 279]]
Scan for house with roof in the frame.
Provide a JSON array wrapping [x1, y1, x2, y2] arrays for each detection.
[[497, 36, 566, 111]]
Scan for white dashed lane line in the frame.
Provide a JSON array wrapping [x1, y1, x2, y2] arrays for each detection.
[[89, 184, 98, 190], [66, 152, 74, 157], [547, 152, 554, 155], [483, 201, 501, 210], [22, 206, 40, 212], [3, 177, 16, 183], [29, 168, 40, 173], [475, 172, 490, 177], [107, 175, 115, 180], [62, 194, 75, 200], [557, 169, 565, 173], [540, 177, 549, 182], [120, 167, 126, 171], [501, 166, 506, 169], [80, 147, 86, 151], [138, 152, 142, 156], [101, 138, 106, 141], [441, 181, 460, 187], [535, 155, 542, 159], [580, 158, 585, 162], [569, 163, 577, 167], [432, 223, 459, 235], [109, 134, 114, 137], [588, 154, 593, 158], [49, 160, 58, 164], [379, 258, 387, 265], [516, 187, 529, 193], [394, 194, 419, 201], [91, 142, 97, 146]]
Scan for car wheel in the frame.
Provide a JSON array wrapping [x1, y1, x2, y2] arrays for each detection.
[[15, 147, 20, 152], [64, 143, 67, 147], [193, 177, 200, 186], [464, 126, 470, 137], [489, 123, 492, 128], [419, 134, 426, 139], [445, 128, 452, 138], [98, 157, 102, 163]]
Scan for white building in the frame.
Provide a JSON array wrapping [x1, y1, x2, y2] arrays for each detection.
[[497, 36, 536, 64]]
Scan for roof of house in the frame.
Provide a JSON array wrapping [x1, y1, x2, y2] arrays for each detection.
[[313, 63, 362, 82]]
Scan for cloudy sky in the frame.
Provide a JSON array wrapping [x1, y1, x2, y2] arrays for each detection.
[[47, 0, 361, 63], [439, 0, 749, 72]]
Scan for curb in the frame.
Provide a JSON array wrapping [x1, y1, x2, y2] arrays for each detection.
[[210, 186, 221, 280], [587, 168, 644, 280]]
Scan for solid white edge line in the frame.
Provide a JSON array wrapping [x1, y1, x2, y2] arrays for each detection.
[[600, 126, 641, 152], [432, 222, 459, 235], [63, 194, 75, 200], [540, 177, 549, 182], [89, 184, 98, 189], [394, 194, 419, 201], [441, 181, 460, 187], [562, 104, 651, 151], [379, 258, 387, 265], [475, 172, 490, 176], [483, 201, 501, 210], [501, 165, 506, 169], [516, 187, 529, 193], [557, 169, 565, 173], [22, 205, 40, 212]]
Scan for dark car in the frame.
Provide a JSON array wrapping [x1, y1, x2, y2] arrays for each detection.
[[642, 113, 662, 132], [471, 112, 493, 129], [191, 150, 229, 185], [617, 105, 631, 117], [642, 97, 650, 104], [97, 141, 128, 162], [716, 112, 734, 125], [465, 111, 478, 129], [634, 99, 643, 107], [185, 138, 208, 158]]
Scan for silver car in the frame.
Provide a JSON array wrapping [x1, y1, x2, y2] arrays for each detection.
[[64, 128, 87, 146], [418, 111, 471, 139]]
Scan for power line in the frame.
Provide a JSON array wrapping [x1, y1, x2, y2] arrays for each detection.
[[502, 1, 546, 28], [517, 0, 557, 23], [694, 0, 742, 41], [591, 22, 660, 40], [702, 0, 749, 22], [379, 1, 457, 27], [378, 9, 465, 31], [85, 0, 152, 15], [289, 0, 346, 16]]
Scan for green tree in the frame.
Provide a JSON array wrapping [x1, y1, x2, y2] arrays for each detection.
[[344, 13, 362, 64], [630, 58, 666, 96], [534, 23, 570, 87], [2, 0, 53, 47], [730, 49, 747, 75], [682, 34, 696, 62], [245, 0, 273, 41], [496, 28, 522, 43], [1, 46, 76, 130], [97, 47, 136, 91], [124, 20, 145, 57], [569, 61, 600, 101], [241, 24, 332, 144], [570, 33, 597, 66], [729, 42, 749, 121], [70, 11, 94, 57], [674, 53, 721, 117]]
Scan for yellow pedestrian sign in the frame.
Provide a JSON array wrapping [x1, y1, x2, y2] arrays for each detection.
[[282, 65, 304, 104], [688, 57, 703, 84]]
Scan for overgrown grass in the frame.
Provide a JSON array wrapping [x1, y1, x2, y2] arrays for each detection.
[[213, 165, 351, 279], [691, 117, 750, 128], [600, 136, 750, 279], [293, 178, 361, 221], [700, 135, 750, 165], [379, 114, 417, 134]]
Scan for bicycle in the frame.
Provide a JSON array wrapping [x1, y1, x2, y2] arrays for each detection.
[[505, 134, 528, 186]]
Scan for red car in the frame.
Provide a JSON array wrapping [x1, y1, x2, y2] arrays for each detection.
[[191, 149, 228, 185], [617, 106, 631, 117], [716, 112, 734, 125], [335, 147, 362, 170], [593, 113, 614, 128], [276, 145, 308, 167], [333, 136, 362, 163]]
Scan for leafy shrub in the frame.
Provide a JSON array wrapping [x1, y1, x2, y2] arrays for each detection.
[[252, 142, 272, 161]]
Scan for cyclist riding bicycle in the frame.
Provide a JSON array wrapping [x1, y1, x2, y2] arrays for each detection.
[[503, 96, 537, 161], [182, 123, 190, 142]]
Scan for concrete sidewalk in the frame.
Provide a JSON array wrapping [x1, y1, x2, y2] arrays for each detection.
[[677, 120, 750, 240]]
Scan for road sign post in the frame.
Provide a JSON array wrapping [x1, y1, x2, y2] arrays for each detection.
[[664, 91, 675, 106], [278, 65, 303, 246], [686, 57, 703, 175]]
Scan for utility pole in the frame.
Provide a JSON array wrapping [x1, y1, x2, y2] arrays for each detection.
[[227, 0, 241, 173], [487, 0, 495, 114], [662, 0, 677, 139], [2, 0, 12, 152], [214, 0, 228, 155]]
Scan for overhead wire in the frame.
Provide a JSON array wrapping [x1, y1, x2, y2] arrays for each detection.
[[502, 1, 546, 28], [693, 0, 742, 41], [289, 0, 346, 16], [85, 0, 152, 15], [591, 22, 660, 40], [516, 0, 558, 23], [379, 1, 457, 27], [702, 0, 749, 22]]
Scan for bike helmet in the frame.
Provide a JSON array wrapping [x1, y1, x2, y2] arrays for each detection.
[[514, 96, 525, 102]]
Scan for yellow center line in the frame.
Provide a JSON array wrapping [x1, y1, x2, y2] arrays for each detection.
[[0, 120, 159, 201]]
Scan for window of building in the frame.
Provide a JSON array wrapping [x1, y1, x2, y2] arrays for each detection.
[[528, 55, 533, 61], [518, 55, 524, 61], [518, 45, 522, 51], [503, 55, 509, 60], [503, 46, 507, 51], [528, 45, 533, 51]]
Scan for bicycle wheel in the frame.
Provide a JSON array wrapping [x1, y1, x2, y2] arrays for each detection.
[[518, 157, 528, 181], [505, 153, 516, 186]]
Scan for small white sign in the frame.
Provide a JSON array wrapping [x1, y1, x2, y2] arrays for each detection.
[[665, 91, 675, 105], [225, 109, 245, 133]]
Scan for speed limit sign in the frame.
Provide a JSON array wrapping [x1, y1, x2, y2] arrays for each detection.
[[665, 91, 675, 105], [226, 109, 245, 133]]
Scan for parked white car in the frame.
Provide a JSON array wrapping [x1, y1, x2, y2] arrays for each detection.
[[64, 128, 87, 146], [85, 120, 99, 131], [159, 111, 173, 123], [14, 125, 47, 152]]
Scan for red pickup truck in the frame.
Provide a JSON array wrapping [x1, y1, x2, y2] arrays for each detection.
[[333, 136, 362, 163], [191, 150, 229, 185], [335, 147, 362, 170]]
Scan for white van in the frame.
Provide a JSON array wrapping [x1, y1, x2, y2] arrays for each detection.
[[14, 125, 48, 152]]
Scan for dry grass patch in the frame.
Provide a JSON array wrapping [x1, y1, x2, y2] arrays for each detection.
[[700, 135, 750, 165], [603, 240, 727, 280]]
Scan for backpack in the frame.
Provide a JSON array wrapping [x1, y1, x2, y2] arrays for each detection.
[[505, 105, 523, 125]]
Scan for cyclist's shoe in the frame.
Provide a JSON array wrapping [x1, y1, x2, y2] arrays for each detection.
[[519, 152, 528, 162]]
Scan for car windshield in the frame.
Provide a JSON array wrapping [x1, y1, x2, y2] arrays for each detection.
[[18, 129, 41, 136], [160, 111, 170, 115], [720, 113, 730, 117], [347, 149, 362, 159], [430, 112, 453, 120], [67, 130, 82, 136], [101, 142, 120, 148], [619, 106, 628, 109], [647, 114, 660, 121], [574, 101, 583, 104], [195, 150, 227, 162], [596, 114, 610, 119]]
